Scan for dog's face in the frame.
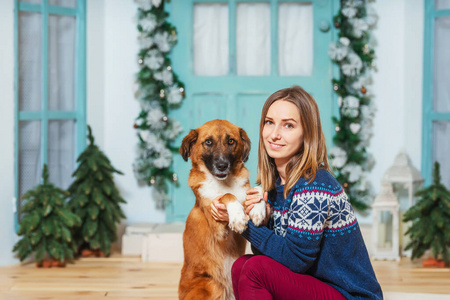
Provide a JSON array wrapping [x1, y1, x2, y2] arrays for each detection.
[[180, 120, 251, 180]]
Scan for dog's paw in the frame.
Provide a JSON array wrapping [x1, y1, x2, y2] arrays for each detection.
[[227, 201, 248, 233], [249, 200, 266, 227]]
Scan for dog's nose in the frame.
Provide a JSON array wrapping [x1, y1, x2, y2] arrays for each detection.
[[216, 162, 229, 172]]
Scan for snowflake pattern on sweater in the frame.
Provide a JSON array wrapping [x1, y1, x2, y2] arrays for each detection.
[[270, 175, 357, 240]]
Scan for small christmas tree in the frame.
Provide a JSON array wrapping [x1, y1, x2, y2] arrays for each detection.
[[68, 126, 126, 256], [13, 164, 81, 267], [403, 162, 450, 266]]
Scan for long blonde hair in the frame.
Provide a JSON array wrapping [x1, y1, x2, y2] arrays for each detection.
[[256, 85, 330, 198]]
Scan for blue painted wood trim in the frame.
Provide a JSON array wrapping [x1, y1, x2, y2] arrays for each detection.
[[421, 0, 434, 185], [76, 0, 87, 155], [434, 9, 450, 17], [19, 111, 78, 120], [41, 0, 49, 166], [14, 0, 20, 232], [430, 112, 450, 120], [18, 2, 41, 12], [19, 2, 77, 16], [48, 5, 77, 16]]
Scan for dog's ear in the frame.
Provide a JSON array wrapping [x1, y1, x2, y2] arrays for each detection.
[[239, 128, 251, 162], [180, 130, 198, 161]]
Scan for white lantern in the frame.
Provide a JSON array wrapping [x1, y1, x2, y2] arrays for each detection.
[[371, 181, 400, 261], [382, 150, 424, 256]]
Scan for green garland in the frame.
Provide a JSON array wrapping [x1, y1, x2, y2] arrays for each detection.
[[133, 0, 185, 208], [329, 0, 377, 211]]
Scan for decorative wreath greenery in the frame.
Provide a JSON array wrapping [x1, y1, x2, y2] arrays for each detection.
[[328, 0, 377, 211], [133, 0, 185, 208]]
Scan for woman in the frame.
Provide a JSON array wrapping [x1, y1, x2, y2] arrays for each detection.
[[211, 86, 383, 299]]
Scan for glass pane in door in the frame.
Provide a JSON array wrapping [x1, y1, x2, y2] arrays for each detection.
[[19, 12, 42, 111], [48, 120, 76, 189], [435, 0, 450, 10], [19, 121, 42, 204], [433, 16, 450, 113], [278, 2, 313, 76], [48, 14, 76, 111], [236, 3, 271, 76], [193, 3, 229, 76]]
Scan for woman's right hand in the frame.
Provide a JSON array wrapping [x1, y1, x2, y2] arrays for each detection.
[[210, 194, 229, 222]]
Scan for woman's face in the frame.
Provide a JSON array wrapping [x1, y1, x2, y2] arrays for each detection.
[[262, 100, 304, 167]]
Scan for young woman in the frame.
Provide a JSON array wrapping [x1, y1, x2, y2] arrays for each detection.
[[211, 86, 383, 299]]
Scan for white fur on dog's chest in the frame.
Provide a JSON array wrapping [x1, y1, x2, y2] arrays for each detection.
[[198, 170, 247, 204]]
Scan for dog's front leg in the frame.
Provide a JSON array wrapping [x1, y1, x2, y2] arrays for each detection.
[[220, 193, 248, 233]]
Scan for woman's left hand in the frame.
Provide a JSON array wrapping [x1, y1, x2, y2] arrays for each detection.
[[245, 190, 271, 226], [244, 188, 267, 214]]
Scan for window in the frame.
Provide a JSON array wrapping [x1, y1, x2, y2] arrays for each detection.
[[14, 0, 86, 225], [422, 1, 450, 188], [192, 2, 313, 76]]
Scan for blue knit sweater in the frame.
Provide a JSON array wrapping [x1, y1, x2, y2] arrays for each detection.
[[242, 169, 383, 300]]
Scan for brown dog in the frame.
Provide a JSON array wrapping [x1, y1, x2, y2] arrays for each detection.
[[178, 120, 265, 300]]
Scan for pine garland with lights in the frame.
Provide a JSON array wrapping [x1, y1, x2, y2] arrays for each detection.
[[13, 164, 81, 265], [133, 0, 185, 208], [328, 0, 377, 211], [403, 162, 450, 266]]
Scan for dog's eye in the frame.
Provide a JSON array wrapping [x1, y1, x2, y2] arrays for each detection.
[[205, 139, 212, 146], [228, 139, 235, 145]]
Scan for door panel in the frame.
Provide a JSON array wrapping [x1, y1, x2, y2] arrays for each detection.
[[193, 94, 228, 125], [166, 0, 335, 222], [234, 92, 271, 186]]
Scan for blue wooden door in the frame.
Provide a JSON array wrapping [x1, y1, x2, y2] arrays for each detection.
[[166, 0, 336, 222]]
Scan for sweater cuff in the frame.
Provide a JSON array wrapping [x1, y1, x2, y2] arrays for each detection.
[[242, 220, 273, 249]]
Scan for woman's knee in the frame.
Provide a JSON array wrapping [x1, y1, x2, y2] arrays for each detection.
[[239, 255, 274, 280], [232, 254, 254, 279]]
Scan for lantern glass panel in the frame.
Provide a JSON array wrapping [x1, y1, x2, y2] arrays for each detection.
[[377, 211, 393, 249]]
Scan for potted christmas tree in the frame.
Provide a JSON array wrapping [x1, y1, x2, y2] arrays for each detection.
[[13, 164, 81, 267], [403, 162, 450, 267], [68, 126, 126, 257]]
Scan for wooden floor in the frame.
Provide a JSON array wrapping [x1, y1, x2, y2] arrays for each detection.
[[0, 254, 449, 299]]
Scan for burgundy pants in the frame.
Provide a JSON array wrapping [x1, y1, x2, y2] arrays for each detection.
[[231, 255, 346, 300]]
